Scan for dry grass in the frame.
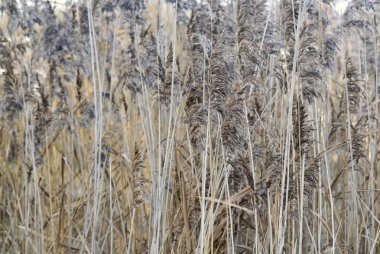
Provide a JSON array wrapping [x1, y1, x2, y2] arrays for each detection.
[[0, 0, 379, 253]]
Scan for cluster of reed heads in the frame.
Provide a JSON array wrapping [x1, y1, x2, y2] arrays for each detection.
[[0, 0, 379, 253]]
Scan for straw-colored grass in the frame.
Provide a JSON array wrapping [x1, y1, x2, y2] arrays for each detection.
[[0, 0, 379, 253]]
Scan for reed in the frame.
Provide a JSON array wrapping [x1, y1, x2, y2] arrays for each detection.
[[0, 0, 379, 253]]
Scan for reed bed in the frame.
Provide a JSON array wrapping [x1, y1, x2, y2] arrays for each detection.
[[0, 0, 379, 253]]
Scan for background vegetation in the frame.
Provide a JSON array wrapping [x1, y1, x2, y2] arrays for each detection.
[[0, 0, 379, 253]]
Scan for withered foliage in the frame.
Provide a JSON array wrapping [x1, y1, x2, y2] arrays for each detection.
[[0, 0, 379, 253]]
